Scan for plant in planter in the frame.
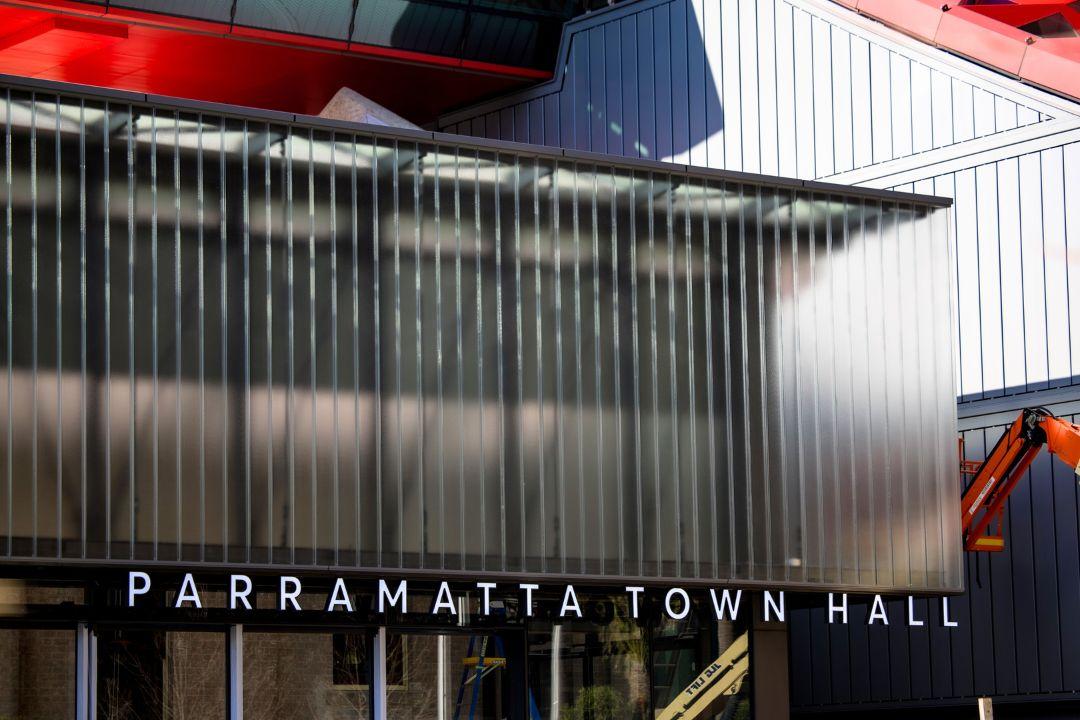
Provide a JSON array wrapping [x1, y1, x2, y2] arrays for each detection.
[[562, 685, 627, 720]]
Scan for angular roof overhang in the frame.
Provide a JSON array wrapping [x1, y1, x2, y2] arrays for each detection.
[[0, 0, 550, 123], [833, 0, 1080, 100]]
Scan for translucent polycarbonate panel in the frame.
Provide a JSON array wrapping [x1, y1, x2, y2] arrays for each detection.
[[0, 84, 959, 591]]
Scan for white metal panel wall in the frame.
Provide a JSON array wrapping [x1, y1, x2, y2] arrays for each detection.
[[890, 140, 1080, 402], [439, 0, 1061, 176], [438, 0, 1080, 399]]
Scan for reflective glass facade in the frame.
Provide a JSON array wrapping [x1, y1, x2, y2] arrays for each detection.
[[0, 578, 748, 720], [0, 80, 957, 591]]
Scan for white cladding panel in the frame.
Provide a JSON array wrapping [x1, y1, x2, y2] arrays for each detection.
[[895, 140, 1080, 401], [438, 0, 1080, 398], [440, 0, 1057, 175]]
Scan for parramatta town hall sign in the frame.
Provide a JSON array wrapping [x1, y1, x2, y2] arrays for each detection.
[[125, 572, 963, 628]]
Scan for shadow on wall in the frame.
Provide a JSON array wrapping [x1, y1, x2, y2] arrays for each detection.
[[443, 0, 725, 164], [384, 0, 592, 70]]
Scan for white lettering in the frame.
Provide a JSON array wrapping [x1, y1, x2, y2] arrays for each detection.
[[665, 588, 691, 620], [828, 593, 848, 624], [229, 575, 253, 610], [626, 586, 645, 619], [279, 576, 302, 611], [709, 589, 742, 621], [174, 573, 202, 609], [432, 582, 457, 615], [477, 582, 497, 616], [560, 585, 582, 618], [868, 594, 889, 625], [763, 591, 785, 622], [907, 596, 924, 627], [326, 578, 353, 612], [128, 571, 151, 607], [520, 583, 539, 617], [942, 597, 959, 627], [378, 579, 407, 613]]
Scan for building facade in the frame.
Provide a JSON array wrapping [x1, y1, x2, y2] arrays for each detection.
[[435, 0, 1080, 716], [0, 67, 958, 719], [8, 0, 1075, 717]]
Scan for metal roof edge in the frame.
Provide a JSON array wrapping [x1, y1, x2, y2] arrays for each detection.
[[802, 0, 1080, 119], [438, 0, 1080, 133], [437, 0, 678, 127], [0, 73, 951, 207], [0, 555, 964, 596]]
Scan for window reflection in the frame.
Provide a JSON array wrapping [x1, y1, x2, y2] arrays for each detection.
[[0, 627, 75, 720], [244, 632, 371, 719], [652, 616, 749, 719], [387, 631, 521, 720], [97, 629, 225, 720], [528, 598, 650, 719], [332, 632, 403, 687], [527, 596, 749, 720]]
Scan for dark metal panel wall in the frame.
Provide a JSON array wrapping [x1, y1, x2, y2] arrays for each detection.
[[790, 408, 1080, 711], [63, 0, 590, 70], [0, 81, 958, 591]]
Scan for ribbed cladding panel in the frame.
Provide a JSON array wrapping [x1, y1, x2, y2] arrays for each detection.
[[890, 142, 1080, 403], [0, 84, 958, 591], [791, 409, 1080, 712], [437, 0, 1058, 175], [436, 0, 1080, 406]]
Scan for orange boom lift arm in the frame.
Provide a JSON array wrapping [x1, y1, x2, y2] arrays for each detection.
[[961, 408, 1080, 552]]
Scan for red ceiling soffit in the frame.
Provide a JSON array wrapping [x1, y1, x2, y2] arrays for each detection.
[[0, 0, 550, 122]]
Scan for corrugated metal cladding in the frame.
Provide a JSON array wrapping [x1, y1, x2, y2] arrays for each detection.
[[893, 145, 1080, 404], [791, 411, 1080, 713], [436, 0, 1080, 401], [0, 82, 959, 591], [436, 0, 1055, 175]]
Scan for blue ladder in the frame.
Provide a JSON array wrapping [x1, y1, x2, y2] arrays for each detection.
[[451, 634, 541, 720]]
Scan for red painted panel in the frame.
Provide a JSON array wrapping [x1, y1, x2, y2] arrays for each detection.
[[0, 3, 546, 122], [1020, 37, 1080, 96], [937, 7, 1031, 75], [839, 0, 1080, 99], [857, 0, 943, 43]]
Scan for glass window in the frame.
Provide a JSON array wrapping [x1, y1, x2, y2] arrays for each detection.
[[97, 629, 225, 720], [387, 631, 521, 720], [528, 597, 651, 719], [0, 627, 75, 720], [245, 631, 372, 718], [651, 616, 749, 719], [331, 632, 403, 687], [527, 596, 750, 720]]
